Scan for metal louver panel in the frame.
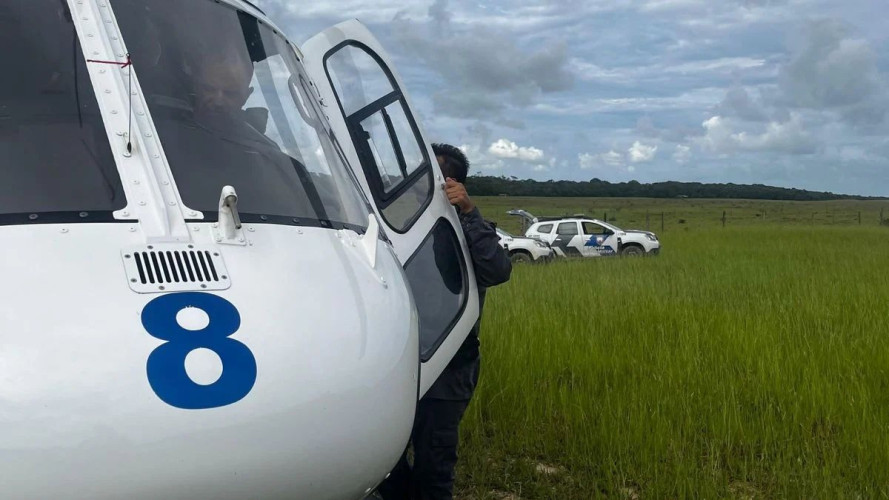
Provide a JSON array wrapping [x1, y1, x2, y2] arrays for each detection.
[[121, 245, 231, 294]]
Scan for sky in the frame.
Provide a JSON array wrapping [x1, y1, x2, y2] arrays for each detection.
[[257, 0, 888, 196]]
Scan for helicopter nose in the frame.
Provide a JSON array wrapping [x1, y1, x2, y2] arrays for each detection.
[[0, 226, 419, 500]]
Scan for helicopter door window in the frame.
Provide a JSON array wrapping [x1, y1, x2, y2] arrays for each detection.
[[359, 111, 406, 190], [384, 104, 426, 178], [326, 45, 394, 117], [0, 0, 126, 223], [324, 43, 433, 234], [379, 168, 433, 231], [356, 103, 428, 192], [403, 219, 468, 361]]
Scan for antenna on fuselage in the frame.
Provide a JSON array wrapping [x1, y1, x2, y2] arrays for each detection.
[[125, 53, 132, 153], [87, 53, 133, 153]]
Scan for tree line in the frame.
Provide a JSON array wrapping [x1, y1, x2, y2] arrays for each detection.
[[465, 176, 884, 201]]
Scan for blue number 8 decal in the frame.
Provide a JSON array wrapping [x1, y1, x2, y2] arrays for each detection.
[[141, 293, 256, 410]]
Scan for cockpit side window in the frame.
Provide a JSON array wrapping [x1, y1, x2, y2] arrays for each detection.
[[0, 0, 126, 222], [111, 0, 368, 230]]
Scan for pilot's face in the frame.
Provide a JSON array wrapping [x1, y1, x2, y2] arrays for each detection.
[[194, 61, 253, 116]]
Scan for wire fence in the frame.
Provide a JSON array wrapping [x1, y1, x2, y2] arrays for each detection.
[[608, 208, 889, 232], [483, 198, 889, 235]]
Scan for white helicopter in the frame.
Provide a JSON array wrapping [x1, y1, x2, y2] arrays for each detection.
[[0, 1, 481, 499]]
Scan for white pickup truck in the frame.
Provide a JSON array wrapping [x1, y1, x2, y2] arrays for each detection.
[[508, 210, 660, 258], [495, 227, 555, 263]]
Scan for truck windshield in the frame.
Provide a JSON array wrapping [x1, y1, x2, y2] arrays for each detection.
[[0, 0, 126, 222], [111, 0, 368, 230]]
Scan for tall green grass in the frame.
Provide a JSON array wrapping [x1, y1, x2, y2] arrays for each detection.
[[455, 225, 889, 499]]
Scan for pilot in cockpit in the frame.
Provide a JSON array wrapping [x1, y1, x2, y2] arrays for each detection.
[[194, 59, 247, 116], [164, 50, 314, 217], [191, 54, 257, 134]]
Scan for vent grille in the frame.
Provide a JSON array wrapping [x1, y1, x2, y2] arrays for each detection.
[[122, 246, 231, 294]]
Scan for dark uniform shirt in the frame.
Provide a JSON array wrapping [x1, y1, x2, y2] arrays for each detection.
[[425, 207, 512, 400]]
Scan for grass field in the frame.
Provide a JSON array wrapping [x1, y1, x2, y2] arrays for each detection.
[[478, 196, 889, 235], [452, 197, 889, 499]]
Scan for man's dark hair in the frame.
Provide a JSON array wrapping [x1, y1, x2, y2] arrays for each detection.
[[432, 143, 470, 184]]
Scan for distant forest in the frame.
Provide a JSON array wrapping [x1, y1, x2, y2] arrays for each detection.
[[465, 175, 884, 201]]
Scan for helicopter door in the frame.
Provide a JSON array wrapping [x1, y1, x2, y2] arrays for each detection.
[[302, 20, 480, 397]]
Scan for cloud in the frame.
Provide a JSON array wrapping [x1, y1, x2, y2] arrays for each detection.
[[572, 55, 768, 85], [716, 86, 769, 122], [673, 144, 692, 163], [579, 150, 624, 169], [260, 0, 427, 26], [432, 92, 507, 120], [628, 141, 658, 162], [738, 116, 817, 154], [458, 144, 488, 170], [635, 116, 705, 143], [779, 19, 888, 126], [391, 0, 574, 120], [464, 122, 493, 148], [639, 0, 707, 13], [428, 0, 451, 26], [700, 116, 733, 152], [534, 86, 727, 115], [488, 139, 545, 162], [700, 114, 817, 154]]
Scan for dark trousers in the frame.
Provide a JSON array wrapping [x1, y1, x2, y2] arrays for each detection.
[[377, 397, 470, 500]]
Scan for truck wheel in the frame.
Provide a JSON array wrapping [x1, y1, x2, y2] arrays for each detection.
[[621, 245, 644, 257], [511, 252, 533, 264]]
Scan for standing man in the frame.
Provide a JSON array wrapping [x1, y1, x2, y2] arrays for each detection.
[[378, 144, 512, 500]]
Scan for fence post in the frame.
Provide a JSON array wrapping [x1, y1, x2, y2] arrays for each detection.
[[722, 210, 726, 228], [859, 212, 862, 225], [647, 211, 650, 231], [661, 212, 665, 232]]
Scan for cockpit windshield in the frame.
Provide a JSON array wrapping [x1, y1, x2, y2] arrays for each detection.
[[111, 0, 368, 229], [0, 0, 126, 221]]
